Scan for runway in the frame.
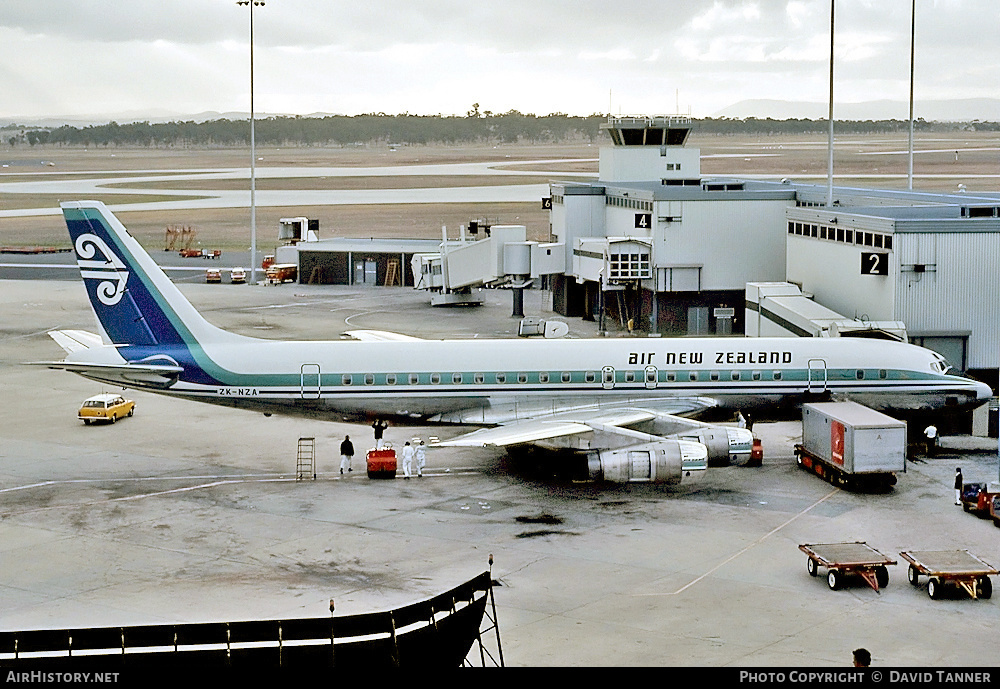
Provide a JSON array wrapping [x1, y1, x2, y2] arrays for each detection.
[[0, 159, 593, 217], [1, 277, 998, 667]]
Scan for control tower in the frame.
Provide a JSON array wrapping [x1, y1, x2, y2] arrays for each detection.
[[598, 115, 701, 182]]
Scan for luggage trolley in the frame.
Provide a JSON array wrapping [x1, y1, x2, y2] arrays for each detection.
[[799, 542, 897, 592], [899, 550, 997, 600]]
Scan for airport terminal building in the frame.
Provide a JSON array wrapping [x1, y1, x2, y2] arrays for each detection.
[[546, 116, 1000, 381]]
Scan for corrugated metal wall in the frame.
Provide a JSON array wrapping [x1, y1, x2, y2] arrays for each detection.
[[896, 233, 1000, 369]]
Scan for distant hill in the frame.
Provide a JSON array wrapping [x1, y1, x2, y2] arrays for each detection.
[[712, 98, 1000, 122]]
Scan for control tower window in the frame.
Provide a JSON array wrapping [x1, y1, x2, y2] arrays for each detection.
[[621, 129, 644, 145], [667, 129, 688, 145]]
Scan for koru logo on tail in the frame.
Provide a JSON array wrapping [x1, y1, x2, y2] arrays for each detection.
[[75, 233, 129, 306]]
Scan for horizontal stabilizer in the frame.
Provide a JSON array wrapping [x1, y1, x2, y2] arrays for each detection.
[[48, 330, 105, 353], [31, 360, 184, 389]]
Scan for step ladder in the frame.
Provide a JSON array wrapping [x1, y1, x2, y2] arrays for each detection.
[[296, 437, 316, 480], [385, 259, 400, 286]]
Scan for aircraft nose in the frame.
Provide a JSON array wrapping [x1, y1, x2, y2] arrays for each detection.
[[974, 379, 993, 402]]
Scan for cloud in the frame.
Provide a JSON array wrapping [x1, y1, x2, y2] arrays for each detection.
[[1, 1, 997, 119]]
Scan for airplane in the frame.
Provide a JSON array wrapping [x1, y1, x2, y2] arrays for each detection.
[[39, 201, 992, 484]]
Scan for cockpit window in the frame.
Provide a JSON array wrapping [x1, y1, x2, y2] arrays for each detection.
[[930, 354, 952, 374]]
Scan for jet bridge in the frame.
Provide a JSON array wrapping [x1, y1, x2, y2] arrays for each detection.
[[745, 282, 906, 341], [411, 224, 566, 313]]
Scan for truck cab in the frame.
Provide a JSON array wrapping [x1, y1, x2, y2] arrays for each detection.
[[961, 482, 1000, 518]]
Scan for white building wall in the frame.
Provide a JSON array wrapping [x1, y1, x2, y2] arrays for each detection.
[[555, 194, 606, 276], [658, 199, 790, 291], [895, 232, 1000, 370], [785, 235, 896, 321], [605, 206, 654, 240], [598, 147, 700, 182]]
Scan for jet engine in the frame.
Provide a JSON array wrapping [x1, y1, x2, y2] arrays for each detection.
[[585, 439, 708, 484], [670, 427, 754, 467]]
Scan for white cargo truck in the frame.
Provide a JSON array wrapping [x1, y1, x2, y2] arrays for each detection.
[[795, 401, 907, 490]]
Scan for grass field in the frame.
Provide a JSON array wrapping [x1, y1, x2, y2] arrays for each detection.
[[1, 132, 997, 251]]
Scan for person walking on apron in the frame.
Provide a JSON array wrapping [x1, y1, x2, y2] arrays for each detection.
[[401, 441, 414, 479], [415, 440, 426, 477], [340, 435, 354, 474]]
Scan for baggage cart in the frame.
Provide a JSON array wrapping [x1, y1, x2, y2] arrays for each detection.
[[798, 542, 897, 592], [899, 550, 996, 600], [366, 446, 397, 479]]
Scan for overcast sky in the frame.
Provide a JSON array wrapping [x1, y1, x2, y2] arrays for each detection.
[[3, 0, 997, 121]]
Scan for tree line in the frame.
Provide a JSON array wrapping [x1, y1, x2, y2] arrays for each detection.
[[4, 111, 997, 148]]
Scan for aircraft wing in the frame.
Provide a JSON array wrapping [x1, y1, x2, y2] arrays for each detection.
[[344, 329, 425, 341], [433, 402, 752, 467], [435, 409, 657, 447]]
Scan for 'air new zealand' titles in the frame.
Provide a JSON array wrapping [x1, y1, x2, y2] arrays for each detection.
[[39, 201, 992, 484]]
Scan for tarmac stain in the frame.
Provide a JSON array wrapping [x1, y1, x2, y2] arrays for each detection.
[[515, 513, 563, 525], [515, 529, 579, 539]]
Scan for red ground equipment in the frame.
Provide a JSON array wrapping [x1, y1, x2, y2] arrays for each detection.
[[366, 447, 397, 479]]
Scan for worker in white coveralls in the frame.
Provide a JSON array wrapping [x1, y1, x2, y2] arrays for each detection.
[[415, 440, 426, 477], [401, 441, 414, 479]]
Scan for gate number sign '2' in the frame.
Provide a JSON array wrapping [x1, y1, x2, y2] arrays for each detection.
[[861, 252, 888, 275]]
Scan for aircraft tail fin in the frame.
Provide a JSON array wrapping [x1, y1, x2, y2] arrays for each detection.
[[61, 201, 239, 349]]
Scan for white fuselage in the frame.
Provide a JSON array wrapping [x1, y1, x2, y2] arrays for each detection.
[[76, 333, 989, 424]]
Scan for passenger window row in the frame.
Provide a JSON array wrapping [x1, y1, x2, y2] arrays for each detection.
[[334, 369, 803, 385]]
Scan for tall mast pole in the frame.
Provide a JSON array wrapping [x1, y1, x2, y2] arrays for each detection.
[[908, 0, 916, 190], [826, 0, 835, 208]]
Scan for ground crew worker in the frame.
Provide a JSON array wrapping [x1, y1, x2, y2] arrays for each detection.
[[372, 419, 388, 449], [415, 440, 426, 477], [954, 467, 963, 506], [924, 425, 938, 456], [340, 435, 354, 474], [401, 441, 414, 479]]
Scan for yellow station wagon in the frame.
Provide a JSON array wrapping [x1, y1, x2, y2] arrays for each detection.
[[78, 394, 135, 425]]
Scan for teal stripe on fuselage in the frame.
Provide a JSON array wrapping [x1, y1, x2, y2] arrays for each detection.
[[172, 366, 957, 394]]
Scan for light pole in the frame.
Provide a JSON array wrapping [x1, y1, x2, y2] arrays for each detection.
[[907, 0, 915, 190], [238, 0, 264, 284], [826, 0, 835, 208]]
